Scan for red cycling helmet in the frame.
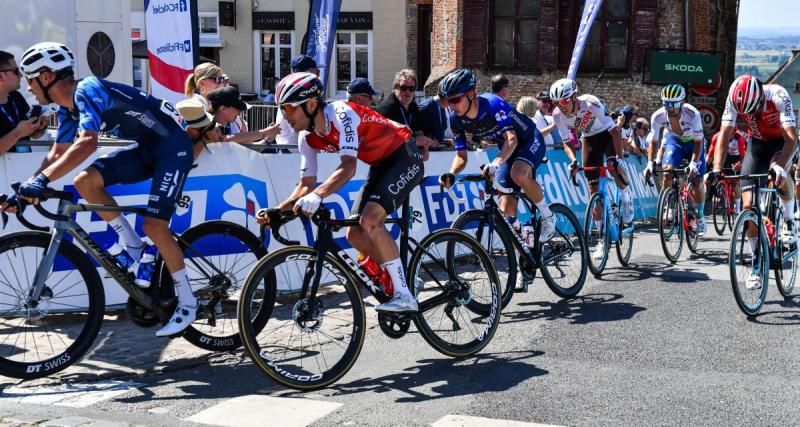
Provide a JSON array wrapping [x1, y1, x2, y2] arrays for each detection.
[[728, 75, 764, 114]]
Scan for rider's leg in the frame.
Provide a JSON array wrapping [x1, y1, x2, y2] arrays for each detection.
[[143, 217, 194, 306], [498, 195, 518, 221]]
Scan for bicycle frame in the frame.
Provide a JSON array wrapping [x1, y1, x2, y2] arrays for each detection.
[[658, 168, 695, 233], [582, 166, 631, 242]]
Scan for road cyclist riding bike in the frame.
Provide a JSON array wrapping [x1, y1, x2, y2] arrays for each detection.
[[0, 42, 203, 337], [707, 128, 745, 235], [707, 74, 798, 291], [437, 69, 555, 292], [549, 78, 634, 262]]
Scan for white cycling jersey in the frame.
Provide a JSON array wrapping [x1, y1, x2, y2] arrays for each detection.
[[647, 103, 704, 144], [552, 94, 616, 140]]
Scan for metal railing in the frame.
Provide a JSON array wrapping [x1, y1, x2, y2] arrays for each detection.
[[242, 103, 279, 131]]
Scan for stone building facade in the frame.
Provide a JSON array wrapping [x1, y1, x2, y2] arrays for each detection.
[[413, 0, 739, 134], [767, 50, 800, 120]]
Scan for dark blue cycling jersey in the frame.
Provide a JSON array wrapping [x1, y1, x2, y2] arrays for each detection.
[[55, 77, 186, 144], [450, 93, 538, 151]]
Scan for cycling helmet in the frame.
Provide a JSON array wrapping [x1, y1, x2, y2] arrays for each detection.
[[660, 84, 686, 102], [20, 42, 75, 104], [549, 78, 578, 101], [274, 72, 324, 132], [535, 90, 551, 101], [728, 75, 764, 115], [438, 69, 476, 98]]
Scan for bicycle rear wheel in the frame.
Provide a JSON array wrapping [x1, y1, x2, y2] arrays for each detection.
[[157, 220, 268, 352], [729, 210, 769, 315], [410, 229, 501, 358], [584, 193, 609, 277], [685, 197, 700, 254], [451, 209, 517, 309], [0, 232, 104, 379], [238, 246, 365, 391], [658, 188, 684, 263], [713, 182, 729, 236], [541, 203, 588, 298], [615, 207, 634, 267]]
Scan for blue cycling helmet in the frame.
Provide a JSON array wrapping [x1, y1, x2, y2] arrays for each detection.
[[438, 69, 477, 98]]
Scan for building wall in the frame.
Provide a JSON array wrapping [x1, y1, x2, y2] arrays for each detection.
[[371, 0, 408, 94], [769, 53, 800, 118]]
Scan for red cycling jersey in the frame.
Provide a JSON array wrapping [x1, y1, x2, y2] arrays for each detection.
[[300, 101, 412, 176], [721, 84, 796, 141], [708, 130, 746, 158]]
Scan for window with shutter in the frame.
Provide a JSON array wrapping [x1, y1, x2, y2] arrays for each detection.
[[489, 0, 540, 70], [463, 0, 488, 68], [578, 0, 631, 71]]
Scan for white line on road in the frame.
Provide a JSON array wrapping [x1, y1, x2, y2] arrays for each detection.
[[0, 380, 139, 408], [431, 414, 564, 427], [185, 395, 343, 427]]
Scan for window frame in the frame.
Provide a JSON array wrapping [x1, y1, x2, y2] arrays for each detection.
[[488, 0, 540, 70], [328, 30, 374, 99], [575, 0, 632, 72], [198, 12, 220, 37], [253, 31, 296, 96]]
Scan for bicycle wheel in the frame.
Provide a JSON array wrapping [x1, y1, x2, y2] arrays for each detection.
[[584, 193, 609, 277], [0, 231, 104, 379], [410, 229, 501, 358], [685, 197, 700, 254], [615, 205, 634, 267], [155, 221, 268, 352], [541, 203, 588, 298], [772, 207, 798, 298], [451, 209, 517, 309], [713, 182, 729, 236], [658, 187, 684, 263], [729, 210, 769, 315], [238, 246, 365, 391]]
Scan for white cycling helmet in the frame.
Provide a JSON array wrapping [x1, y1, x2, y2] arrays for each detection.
[[549, 78, 578, 101], [20, 42, 75, 77]]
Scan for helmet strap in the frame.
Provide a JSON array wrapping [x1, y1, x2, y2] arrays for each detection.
[[37, 70, 71, 105], [301, 99, 321, 132]]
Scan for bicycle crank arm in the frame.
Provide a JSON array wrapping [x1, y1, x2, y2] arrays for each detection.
[[443, 304, 461, 331]]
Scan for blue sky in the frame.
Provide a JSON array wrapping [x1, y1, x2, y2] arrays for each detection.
[[738, 0, 800, 28]]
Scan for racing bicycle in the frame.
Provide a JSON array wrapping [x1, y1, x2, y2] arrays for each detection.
[[648, 167, 701, 263], [711, 168, 740, 235]]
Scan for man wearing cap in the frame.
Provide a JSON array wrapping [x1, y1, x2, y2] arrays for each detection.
[[347, 77, 378, 108], [274, 55, 320, 146], [208, 86, 279, 144], [175, 98, 222, 159]]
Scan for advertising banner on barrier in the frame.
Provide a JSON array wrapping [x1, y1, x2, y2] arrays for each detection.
[[145, 0, 199, 105], [0, 145, 657, 305]]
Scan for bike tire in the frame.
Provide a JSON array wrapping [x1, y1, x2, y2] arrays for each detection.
[[541, 203, 588, 298], [411, 229, 501, 358], [451, 209, 517, 309], [0, 231, 104, 379], [713, 182, 728, 236], [658, 187, 684, 263], [772, 207, 798, 298], [584, 193, 609, 277], [615, 205, 634, 267], [729, 210, 770, 315], [238, 246, 365, 391], [156, 220, 269, 352], [685, 196, 700, 254]]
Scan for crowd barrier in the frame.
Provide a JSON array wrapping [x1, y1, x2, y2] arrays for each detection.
[[0, 144, 658, 305]]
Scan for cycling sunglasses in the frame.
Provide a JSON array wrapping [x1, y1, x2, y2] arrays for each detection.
[[396, 84, 416, 92], [280, 99, 312, 115], [663, 101, 682, 110], [446, 94, 467, 105], [556, 98, 571, 106]]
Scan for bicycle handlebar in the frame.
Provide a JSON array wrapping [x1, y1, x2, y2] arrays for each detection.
[[258, 208, 302, 246], [3, 182, 74, 232]]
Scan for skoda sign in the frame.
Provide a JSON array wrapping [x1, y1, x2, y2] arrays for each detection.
[[649, 51, 720, 84]]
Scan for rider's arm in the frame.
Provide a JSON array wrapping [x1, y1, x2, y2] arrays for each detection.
[[775, 87, 798, 167], [689, 108, 704, 163], [608, 125, 624, 158], [777, 125, 798, 168], [448, 150, 468, 175], [40, 130, 99, 181], [448, 113, 470, 174], [279, 176, 317, 210], [553, 112, 576, 161], [312, 155, 356, 199], [713, 125, 734, 172], [494, 130, 517, 165], [279, 138, 320, 209]]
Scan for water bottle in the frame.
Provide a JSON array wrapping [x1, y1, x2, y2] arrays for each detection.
[[522, 222, 535, 247], [106, 242, 135, 272], [357, 254, 393, 296], [609, 204, 620, 242], [135, 239, 158, 288]]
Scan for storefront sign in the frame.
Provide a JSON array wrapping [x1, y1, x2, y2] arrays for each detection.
[[649, 51, 720, 84], [219, 1, 235, 27], [338, 12, 372, 30], [252, 12, 294, 31]]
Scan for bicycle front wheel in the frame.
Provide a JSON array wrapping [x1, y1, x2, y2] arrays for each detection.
[[729, 210, 769, 315], [615, 206, 635, 267], [584, 193, 609, 277], [685, 198, 700, 254], [658, 187, 684, 263], [410, 229, 501, 358], [712, 182, 729, 236], [541, 203, 588, 298], [451, 209, 517, 309], [157, 220, 268, 352], [0, 232, 104, 379], [772, 208, 798, 298], [238, 246, 365, 391]]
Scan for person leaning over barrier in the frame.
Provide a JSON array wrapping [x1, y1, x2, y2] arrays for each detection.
[[175, 98, 222, 159], [0, 50, 49, 154], [208, 86, 280, 144]]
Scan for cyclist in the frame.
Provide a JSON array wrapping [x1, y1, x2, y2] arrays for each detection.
[[549, 78, 632, 260], [707, 75, 797, 289], [0, 43, 196, 337], [258, 72, 424, 313], [706, 128, 745, 172], [437, 69, 554, 249], [643, 84, 707, 236]]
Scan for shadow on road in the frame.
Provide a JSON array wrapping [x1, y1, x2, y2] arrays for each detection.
[[501, 293, 645, 325], [746, 297, 800, 325]]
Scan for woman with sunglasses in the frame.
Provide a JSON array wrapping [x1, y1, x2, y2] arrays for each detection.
[[184, 62, 225, 109], [644, 84, 708, 236]]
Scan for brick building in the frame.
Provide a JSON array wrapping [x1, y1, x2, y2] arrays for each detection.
[[408, 0, 740, 134]]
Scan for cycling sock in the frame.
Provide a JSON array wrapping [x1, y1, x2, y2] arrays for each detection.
[[171, 269, 197, 307], [534, 199, 552, 218], [381, 258, 411, 298], [748, 237, 758, 252], [126, 244, 145, 263], [696, 203, 704, 218], [782, 199, 794, 220], [109, 215, 144, 248]]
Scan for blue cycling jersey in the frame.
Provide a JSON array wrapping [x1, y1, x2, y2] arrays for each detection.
[[55, 77, 186, 144], [450, 93, 538, 151]]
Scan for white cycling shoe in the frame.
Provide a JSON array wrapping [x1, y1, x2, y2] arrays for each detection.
[[696, 217, 707, 237], [156, 304, 197, 337], [745, 271, 762, 290], [539, 214, 557, 242], [781, 220, 797, 244], [376, 294, 418, 313], [592, 245, 606, 260]]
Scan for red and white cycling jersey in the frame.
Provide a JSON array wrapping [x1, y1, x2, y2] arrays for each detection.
[[707, 130, 745, 158], [721, 84, 796, 141], [300, 101, 412, 177], [552, 94, 616, 140]]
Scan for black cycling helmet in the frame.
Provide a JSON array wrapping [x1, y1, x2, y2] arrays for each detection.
[[438, 69, 477, 98]]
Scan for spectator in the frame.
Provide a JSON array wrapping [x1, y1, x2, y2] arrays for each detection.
[[0, 50, 48, 154], [629, 117, 650, 156], [616, 106, 635, 146], [346, 77, 379, 107], [375, 69, 419, 130], [527, 91, 562, 148], [175, 98, 223, 159], [184, 62, 224, 110], [208, 87, 279, 144], [491, 74, 510, 101], [274, 55, 320, 146], [516, 96, 536, 118], [417, 95, 451, 148]]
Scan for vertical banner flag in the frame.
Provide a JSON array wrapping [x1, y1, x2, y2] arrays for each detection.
[[567, 0, 604, 80], [305, 0, 342, 91], [144, 0, 199, 105]]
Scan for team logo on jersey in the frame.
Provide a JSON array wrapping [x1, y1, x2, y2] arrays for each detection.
[[577, 111, 595, 132], [495, 110, 508, 123]]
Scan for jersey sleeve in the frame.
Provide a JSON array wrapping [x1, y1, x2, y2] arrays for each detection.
[[647, 110, 662, 144], [299, 136, 320, 177], [772, 86, 797, 128], [689, 107, 705, 140], [450, 112, 468, 151], [54, 107, 78, 143], [330, 102, 361, 158], [486, 96, 514, 134], [74, 79, 109, 133], [720, 96, 738, 126]]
